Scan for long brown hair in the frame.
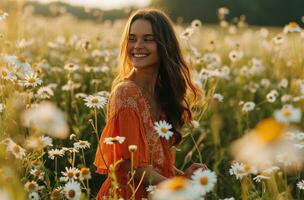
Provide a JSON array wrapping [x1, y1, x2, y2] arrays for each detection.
[[113, 8, 200, 145]]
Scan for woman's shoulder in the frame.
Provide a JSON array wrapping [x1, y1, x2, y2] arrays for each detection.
[[110, 79, 139, 99], [107, 80, 142, 114]]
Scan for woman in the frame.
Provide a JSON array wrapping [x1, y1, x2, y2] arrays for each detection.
[[94, 8, 206, 200]]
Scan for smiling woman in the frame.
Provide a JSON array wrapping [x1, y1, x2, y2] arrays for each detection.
[[94, 8, 206, 200]]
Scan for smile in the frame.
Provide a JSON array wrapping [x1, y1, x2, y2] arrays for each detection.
[[132, 53, 149, 58]]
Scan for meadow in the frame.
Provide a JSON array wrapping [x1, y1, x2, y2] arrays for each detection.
[[0, 4, 304, 200]]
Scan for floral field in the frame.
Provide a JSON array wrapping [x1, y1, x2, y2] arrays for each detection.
[[1, 4, 304, 200]]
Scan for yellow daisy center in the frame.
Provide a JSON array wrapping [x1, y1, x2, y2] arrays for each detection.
[[282, 109, 291, 117], [161, 127, 168, 134], [28, 182, 36, 191], [200, 176, 209, 185], [80, 168, 90, 175], [91, 98, 99, 104], [68, 190, 76, 198], [1, 71, 8, 76], [168, 177, 187, 191], [28, 78, 36, 83], [51, 189, 60, 199], [34, 170, 41, 177], [288, 22, 299, 28], [67, 171, 74, 178], [79, 141, 86, 145], [255, 118, 286, 143]]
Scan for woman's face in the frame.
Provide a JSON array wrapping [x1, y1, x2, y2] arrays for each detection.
[[127, 19, 159, 69]]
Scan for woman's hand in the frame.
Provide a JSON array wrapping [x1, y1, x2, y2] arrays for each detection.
[[183, 163, 208, 179]]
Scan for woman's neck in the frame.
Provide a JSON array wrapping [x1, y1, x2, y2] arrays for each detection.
[[128, 67, 159, 96]]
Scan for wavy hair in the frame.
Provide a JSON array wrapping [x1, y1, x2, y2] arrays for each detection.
[[113, 8, 200, 145]]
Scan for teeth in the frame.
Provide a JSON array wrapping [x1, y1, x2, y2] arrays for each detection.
[[133, 54, 148, 58]]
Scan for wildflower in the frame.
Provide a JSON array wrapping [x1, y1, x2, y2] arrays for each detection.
[[146, 185, 156, 193], [260, 79, 270, 88], [151, 176, 199, 200], [128, 145, 138, 152], [191, 120, 200, 128], [22, 102, 69, 139], [23, 73, 43, 87], [24, 181, 39, 192], [274, 104, 301, 123], [79, 167, 91, 181], [180, 27, 194, 40], [0, 68, 17, 81], [266, 90, 279, 103], [30, 168, 45, 180], [272, 35, 285, 45], [229, 162, 257, 180], [84, 95, 107, 109], [283, 22, 302, 34], [0, 103, 4, 113], [64, 180, 81, 200], [48, 149, 65, 160], [25, 136, 45, 150], [61, 167, 80, 182], [64, 63, 79, 72], [278, 78, 288, 89], [51, 188, 62, 200], [253, 175, 270, 182], [218, 7, 229, 16], [229, 50, 243, 62], [259, 28, 269, 38], [73, 140, 90, 150], [191, 169, 217, 196], [191, 19, 202, 29], [0, 12, 8, 21], [5, 139, 26, 159], [281, 94, 292, 103], [213, 93, 224, 102], [104, 136, 126, 145], [28, 192, 40, 200], [41, 136, 53, 147], [297, 180, 304, 190], [154, 120, 174, 140], [241, 101, 255, 112], [231, 118, 304, 171], [36, 86, 54, 99]]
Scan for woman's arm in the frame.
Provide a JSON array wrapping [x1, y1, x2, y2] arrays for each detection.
[[121, 159, 167, 186]]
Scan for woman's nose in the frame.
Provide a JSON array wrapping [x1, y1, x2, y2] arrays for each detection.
[[134, 39, 143, 49]]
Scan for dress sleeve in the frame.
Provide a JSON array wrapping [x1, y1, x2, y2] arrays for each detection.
[[94, 108, 149, 174]]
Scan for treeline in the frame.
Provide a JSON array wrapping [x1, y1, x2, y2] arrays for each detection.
[[25, 0, 304, 26], [151, 0, 304, 26]]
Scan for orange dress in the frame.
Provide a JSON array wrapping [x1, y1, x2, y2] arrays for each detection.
[[94, 80, 175, 200]]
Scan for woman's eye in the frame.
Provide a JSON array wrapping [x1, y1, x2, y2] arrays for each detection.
[[128, 37, 135, 41], [145, 37, 155, 41]]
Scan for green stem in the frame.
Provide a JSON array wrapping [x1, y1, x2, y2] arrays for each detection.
[[190, 132, 202, 163]]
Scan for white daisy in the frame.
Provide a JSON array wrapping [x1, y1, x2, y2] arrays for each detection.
[[180, 27, 194, 40], [24, 181, 39, 192], [41, 136, 53, 147], [253, 175, 270, 182], [283, 22, 302, 34], [23, 73, 43, 87], [297, 180, 304, 190], [84, 95, 107, 109], [104, 136, 126, 145], [36, 86, 54, 99], [229, 162, 257, 180], [0, 12, 8, 21], [28, 192, 40, 200], [191, 169, 217, 196], [64, 63, 80, 72], [213, 93, 224, 102], [274, 104, 301, 123], [48, 149, 65, 160], [241, 101, 255, 112], [151, 176, 199, 200], [154, 120, 174, 140], [61, 167, 80, 182], [229, 50, 243, 62], [6, 139, 26, 159], [30, 168, 45, 180], [73, 140, 90, 150], [64, 180, 82, 200], [278, 78, 288, 89], [0, 103, 5, 113], [22, 102, 69, 139], [0, 68, 17, 81]]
